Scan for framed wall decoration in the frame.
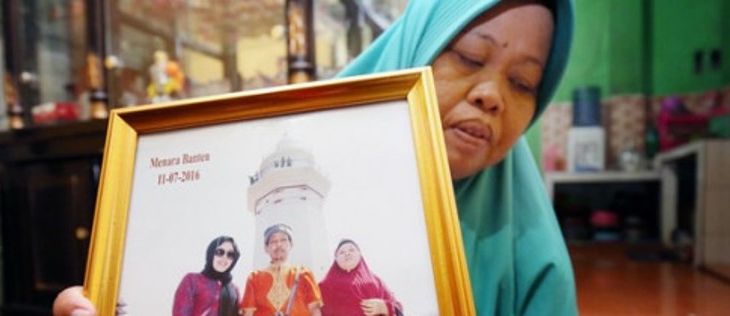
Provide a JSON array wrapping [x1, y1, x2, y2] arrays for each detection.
[[84, 67, 475, 315]]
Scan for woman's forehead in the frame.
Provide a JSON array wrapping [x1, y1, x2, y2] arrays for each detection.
[[338, 242, 357, 250], [457, 3, 553, 60]]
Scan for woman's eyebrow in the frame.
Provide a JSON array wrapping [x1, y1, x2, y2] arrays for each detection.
[[473, 32, 499, 46], [470, 31, 546, 68]]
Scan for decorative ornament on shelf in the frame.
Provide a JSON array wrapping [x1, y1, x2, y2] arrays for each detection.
[[4, 73, 24, 129], [146, 50, 186, 104], [617, 139, 644, 172], [87, 53, 109, 119], [286, 0, 316, 83]]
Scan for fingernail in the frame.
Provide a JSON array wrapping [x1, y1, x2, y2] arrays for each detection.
[[71, 309, 93, 316]]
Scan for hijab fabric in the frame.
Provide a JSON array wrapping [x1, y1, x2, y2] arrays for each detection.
[[202, 236, 241, 316], [338, 1, 577, 315]]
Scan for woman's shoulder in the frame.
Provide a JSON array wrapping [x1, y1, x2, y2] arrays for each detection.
[[180, 272, 202, 281], [176, 272, 206, 291]]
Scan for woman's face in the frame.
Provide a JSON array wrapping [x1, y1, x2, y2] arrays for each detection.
[[432, 1, 554, 179], [212, 241, 236, 272], [335, 242, 361, 272]]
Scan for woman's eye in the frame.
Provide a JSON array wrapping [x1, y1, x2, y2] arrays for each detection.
[[510, 77, 537, 95], [454, 51, 483, 68]]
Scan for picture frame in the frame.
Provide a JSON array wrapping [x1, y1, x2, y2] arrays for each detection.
[[84, 67, 475, 315]]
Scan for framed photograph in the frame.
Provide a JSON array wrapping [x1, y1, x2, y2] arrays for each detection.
[[85, 67, 474, 315]]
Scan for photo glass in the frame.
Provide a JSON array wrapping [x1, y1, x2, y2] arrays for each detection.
[[84, 68, 474, 315]]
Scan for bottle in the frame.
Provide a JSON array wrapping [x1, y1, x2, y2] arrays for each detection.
[[617, 139, 643, 172], [567, 127, 605, 172], [644, 98, 659, 165], [568, 86, 605, 172]]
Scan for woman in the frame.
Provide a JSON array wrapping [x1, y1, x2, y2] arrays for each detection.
[[337, 0, 576, 314], [54, 0, 576, 314], [319, 239, 402, 316], [172, 236, 241, 316]]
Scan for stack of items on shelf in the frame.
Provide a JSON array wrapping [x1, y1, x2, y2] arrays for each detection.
[[653, 87, 730, 151], [590, 209, 620, 242], [542, 85, 730, 173], [31, 102, 79, 125]]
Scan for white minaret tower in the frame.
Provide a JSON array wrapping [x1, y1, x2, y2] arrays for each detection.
[[247, 137, 330, 278]]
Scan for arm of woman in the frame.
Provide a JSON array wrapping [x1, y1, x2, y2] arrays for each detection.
[[172, 274, 195, 316], [53, 286, 130, 316], [376, 276, 403, 315]]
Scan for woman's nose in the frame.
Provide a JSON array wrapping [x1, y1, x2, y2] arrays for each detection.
[[467, 81, 504, 115]]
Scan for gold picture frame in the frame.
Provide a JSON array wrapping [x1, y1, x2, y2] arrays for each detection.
[[84, 67, 475, 315]]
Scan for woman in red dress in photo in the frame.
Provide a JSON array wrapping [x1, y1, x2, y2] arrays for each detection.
[[319, 239, 403, 316]]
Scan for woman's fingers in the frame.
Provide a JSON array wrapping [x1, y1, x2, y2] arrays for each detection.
[[360, 299, 382, 316], [52, 286, 97, 316], [372, 299, 388, 314], [360, 301, 372, 315]]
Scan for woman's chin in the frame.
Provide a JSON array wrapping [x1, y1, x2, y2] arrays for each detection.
[[449, 166, 479, 180], [448, 155, 491, 180]]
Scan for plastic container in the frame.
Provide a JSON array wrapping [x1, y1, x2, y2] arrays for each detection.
[[590, 209, 619, 228], [567, 126, 605, 172], [573, 86, 601, 126]]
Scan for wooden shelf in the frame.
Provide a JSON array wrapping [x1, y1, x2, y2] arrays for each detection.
[[544, 171, 660, 199]]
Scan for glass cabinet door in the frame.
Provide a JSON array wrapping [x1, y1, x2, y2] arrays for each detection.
[[3, 0, 89, 124], [106, 0, 407, 107], [107, 0, 290, 107], [0, 11, 6, 131], [2, 0, 409, 118]]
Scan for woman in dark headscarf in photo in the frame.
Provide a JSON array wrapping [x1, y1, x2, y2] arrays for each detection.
[[319, 239, 402, 316], [173, 235, 241, 316]]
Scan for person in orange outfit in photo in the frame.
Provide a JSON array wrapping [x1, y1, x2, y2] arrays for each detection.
[[240, 224, 322, 316]]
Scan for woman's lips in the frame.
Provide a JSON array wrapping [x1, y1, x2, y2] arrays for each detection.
[[447, 121, 492, 152]]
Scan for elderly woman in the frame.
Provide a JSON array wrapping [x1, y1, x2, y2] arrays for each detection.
[[319, 239, 402, 316], [54, 0, 576, 315], [337, 0, 576, 314], [173, 236, 241, 316]]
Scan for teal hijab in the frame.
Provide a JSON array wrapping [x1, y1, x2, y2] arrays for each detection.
[[339, 0, 577, 315]]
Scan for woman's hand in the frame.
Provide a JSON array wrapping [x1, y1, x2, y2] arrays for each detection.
[[360, 298, 388, 316], [52, 286, 96, 316]]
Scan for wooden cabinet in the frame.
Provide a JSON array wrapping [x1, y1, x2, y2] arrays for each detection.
[[0, 121, 106, 315], [545, 171, 662, 243], [655, 140, 730, 278]]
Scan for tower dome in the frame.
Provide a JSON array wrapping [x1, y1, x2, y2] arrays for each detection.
[[256, 136, 315, 179]]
